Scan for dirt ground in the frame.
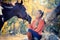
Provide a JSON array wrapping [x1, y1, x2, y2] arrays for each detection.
[[0, 34, 27, 40]]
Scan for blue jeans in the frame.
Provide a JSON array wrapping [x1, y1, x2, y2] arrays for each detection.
[[28, 29, 42, 40]]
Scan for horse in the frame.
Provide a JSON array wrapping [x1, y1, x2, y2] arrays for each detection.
[[0, 0, 32, 31]]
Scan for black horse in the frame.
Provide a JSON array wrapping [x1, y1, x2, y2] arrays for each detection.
[[0, 15, 4, 30], [0, 0, 31, 30]]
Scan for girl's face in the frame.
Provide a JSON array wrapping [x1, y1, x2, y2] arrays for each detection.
[[35, 11, 41, 18]]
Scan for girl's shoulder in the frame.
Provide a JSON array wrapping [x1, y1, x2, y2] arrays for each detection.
[[39, 18, 45, 24]]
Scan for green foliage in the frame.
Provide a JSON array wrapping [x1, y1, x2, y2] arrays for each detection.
[[2, 16, 28, 35], [7, 16, 18, 26], [46, 15, 60, 37], [40, 0, 60, 9], [54, 16, 60, 32], [19, 21, 27, 35]]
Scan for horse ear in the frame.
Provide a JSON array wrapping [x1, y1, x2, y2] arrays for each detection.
[[16, 0, 23, 5], [20, 0, 23, 5]]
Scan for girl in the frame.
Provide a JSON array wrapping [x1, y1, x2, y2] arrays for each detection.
[[27, 10, 45, 40]]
